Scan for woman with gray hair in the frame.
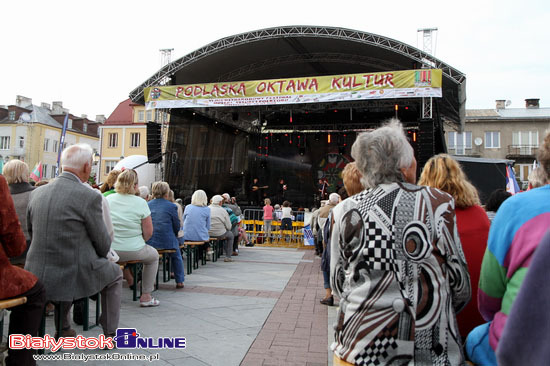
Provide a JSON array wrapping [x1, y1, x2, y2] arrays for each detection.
[[330, 119, 471, 365]]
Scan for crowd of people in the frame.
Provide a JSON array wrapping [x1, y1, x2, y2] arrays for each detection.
[[313, 119, 550, 365], [0, 143, 246, 365], [2, 119, 550, 365]]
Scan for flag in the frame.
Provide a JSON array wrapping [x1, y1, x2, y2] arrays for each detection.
[[30, 162, 42, 182], [303, 224, 315, 246], [506, 165, 520, 195]]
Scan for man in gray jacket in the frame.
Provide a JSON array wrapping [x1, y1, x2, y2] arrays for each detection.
[[25, 143, 122, 337]]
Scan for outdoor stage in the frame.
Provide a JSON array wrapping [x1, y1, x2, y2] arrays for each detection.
[[129, 26, 466, 207]]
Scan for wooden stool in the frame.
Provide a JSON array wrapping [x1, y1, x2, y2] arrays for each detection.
[[208, 238, 220, 262], [117, 260, 142, 301], [157, 249, 177, 283], [0, 297, 27, 341], [184, 242, 206, 272]]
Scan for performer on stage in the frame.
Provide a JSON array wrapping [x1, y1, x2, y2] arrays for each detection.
[[318, 178, 330, 201], [277, 178, 287, 203], [250, 177, 268, 206]]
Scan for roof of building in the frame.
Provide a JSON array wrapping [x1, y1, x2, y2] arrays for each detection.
[[129, 25, 467, 130], [0, 104, 63, 129], [104, 99, 136, 125], [467, 107, 550, 120]]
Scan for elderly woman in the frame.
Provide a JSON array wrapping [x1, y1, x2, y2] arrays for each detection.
[[183, 190, 211, 258], [147, 182, 185, 288], [106, 169, 159, 307], [2, 159, 34, 265], [419, 153, 490, 339], [330, 120, 471, 365]]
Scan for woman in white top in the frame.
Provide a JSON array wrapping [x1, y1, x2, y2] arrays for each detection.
[[106, 169, 160, 307]]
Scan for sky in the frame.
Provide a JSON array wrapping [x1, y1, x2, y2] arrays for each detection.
[[1, 0, 549, 120]]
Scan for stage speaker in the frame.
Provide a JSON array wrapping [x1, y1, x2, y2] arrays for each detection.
[[146, 122, 162, 163]]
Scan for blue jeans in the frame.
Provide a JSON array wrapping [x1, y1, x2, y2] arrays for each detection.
[[322, 269, 330, 289], [168, 249, 185, 283]]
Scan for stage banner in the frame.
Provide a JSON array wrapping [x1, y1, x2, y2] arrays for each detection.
[[144, 69, 442, 109]]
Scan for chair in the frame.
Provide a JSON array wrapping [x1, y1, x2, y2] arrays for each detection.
[[117, 260, 143, 301], [157, 249, 177, 283], [0, 297, 27, 341], [208, 238, 220, 262], [182, 242, 206, 274]]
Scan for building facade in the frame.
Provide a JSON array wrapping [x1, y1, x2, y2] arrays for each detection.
[[0, 96, 101, 181], [98, 99, 169, 183], [444, 99, 550, 188]]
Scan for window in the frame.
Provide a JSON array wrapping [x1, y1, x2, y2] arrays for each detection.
[[83, 123, 87, 133], [485, 132, 500, 148], [0, 136, 10, 150], [130, 132, 140, 148], [108, 133, 118, 148], [447, 131, 472, 155], [42, 164, 48, 178], [8, 111, 16, 121], [512, 131, 539, 154], [105, 160, 117, 174], [68, 119, 73, 129], [146, 110, 152, 121], [43, 138, 50, 152], [53, 140, 58, 153], [18, 136, 24, 148], [138, 111, 144, 122], [51, 165, 57, 178]]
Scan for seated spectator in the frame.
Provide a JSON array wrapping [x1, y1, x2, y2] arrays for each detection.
[[26, 143, 122, 338], [100, 169, 121, 196], [139, 185, 150, 201], [1, 174, 46, 366], [223, 193, 242, 254], [147, 182, 185, 289], [466, 130, 550, 364], [3, 159, 34, 265], [528, 165, 548, 190], [171, 191, 185, 245], [208, 195, 234, 262], [497, 230, 550, 365], [106, 169, 159, 307], [419, 153, 490, 339], [330, 120, 470, 364], [485, 189, 511, 222], [183, 190, 211, 257]]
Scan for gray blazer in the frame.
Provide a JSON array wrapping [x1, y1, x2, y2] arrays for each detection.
[[25, 172, 120, 301]]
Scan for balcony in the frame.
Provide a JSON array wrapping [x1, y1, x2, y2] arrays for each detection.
[[506, 145, 539, 158]]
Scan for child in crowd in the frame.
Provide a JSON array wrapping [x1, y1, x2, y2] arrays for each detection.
[[263, 198, 274, 242], [279, 201, 293, 241]]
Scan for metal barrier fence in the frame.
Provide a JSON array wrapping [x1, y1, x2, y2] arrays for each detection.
[[241, 209, 306, 246]]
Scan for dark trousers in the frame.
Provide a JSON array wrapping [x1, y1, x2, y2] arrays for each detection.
[[6, 280, 46, 366]]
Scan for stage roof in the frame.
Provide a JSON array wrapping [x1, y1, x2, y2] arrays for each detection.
[[130, 26, 466, 131]]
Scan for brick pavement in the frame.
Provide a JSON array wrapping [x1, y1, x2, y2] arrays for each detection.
[[241, 250, 328, 366]]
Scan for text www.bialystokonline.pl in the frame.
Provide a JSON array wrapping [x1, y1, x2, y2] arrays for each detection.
[[33, 352, 160, 362]]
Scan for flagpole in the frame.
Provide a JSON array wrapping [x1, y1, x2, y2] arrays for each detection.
[[55, 113, 69, 177]]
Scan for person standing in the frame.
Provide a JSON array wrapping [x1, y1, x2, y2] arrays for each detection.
[[263, 198, 274, 242], [25, 143, 122, 337], [330, 120, 470, 365], [466, 130, 550, 365], [418, 154, 490, 339]]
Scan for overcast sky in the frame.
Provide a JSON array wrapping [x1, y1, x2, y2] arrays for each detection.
[[1, 0, 548, 120]]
